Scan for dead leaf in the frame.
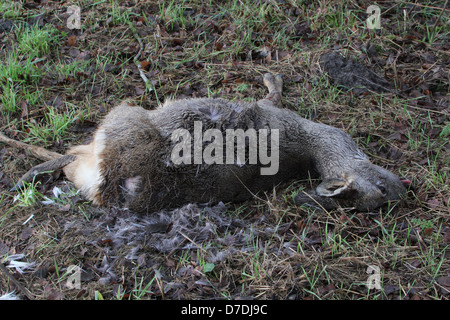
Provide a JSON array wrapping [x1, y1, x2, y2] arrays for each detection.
[[67, 35, 76, 46], [68, 48, 80, 58], [140, 60, 150, 70], [166, 259, 176, 267], [436, 276, 450, 287], [80, 247, 88, 257], [305, 82, 312, 92], [317, 283, 335, 296], [427, 198, 440, 209], [19, 100, 29, 119], [76, 50, 91, 61], [387, 147, 403, 160], [383, 285, 399, 295], [47, 289, 64, 300], [356, 213, 371, 227], [388, 131, 405, 142], [436, 276, 450, 295], [297, 218, 305, 230], [172, 38, 185, 46], [277, 50, 290, 60], [265, 50, 272, 63], [76, 290, 87, 299], [135, 86, 145, 95], [48, 95, 64, 109], [58, 204, 71, 212], [405, 259, 421, 270], [137, 253, 147, 267], [443, 227, 450, 244], [20, 227, 33, 240]]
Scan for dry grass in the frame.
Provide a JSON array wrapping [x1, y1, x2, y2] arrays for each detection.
[[0, 0, 449, 300]]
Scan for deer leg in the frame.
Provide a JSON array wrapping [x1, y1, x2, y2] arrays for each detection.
[[11, 154, 77, 191], [261, 73, 283, 108], [0, 132, 63, 161]]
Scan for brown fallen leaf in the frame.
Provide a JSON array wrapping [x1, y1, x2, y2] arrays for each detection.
[[20, 227, 33, 240], [423, 227, 433, 236], [436, 276, 450, 295], [76, 50, 91, 61], [58, 204, 71, 212], [140, 60, 150, 70], [317, 283, 336, 296], [19, 100, 29, 119], [436, 276, 450, 287], [47, 289, 64, 300], [67, 35, 76, 46], [135, 86, 145, 95], [68, 47, 80, 58], [297, 218, 305, 230], [427, 198, 440, 209]]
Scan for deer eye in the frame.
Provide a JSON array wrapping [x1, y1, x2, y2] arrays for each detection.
[[377, 184, 387, 195]]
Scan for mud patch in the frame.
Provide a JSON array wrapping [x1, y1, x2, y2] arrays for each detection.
[[320, 51, 392, 94]]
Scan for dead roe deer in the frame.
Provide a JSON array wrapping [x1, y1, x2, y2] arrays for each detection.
[[0, 73, 409, 213]]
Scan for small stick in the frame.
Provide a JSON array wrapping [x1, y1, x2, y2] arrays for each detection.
[[432, 0, 449, 36], [128, 21, 151, 89], [0, 132, 62, 161]]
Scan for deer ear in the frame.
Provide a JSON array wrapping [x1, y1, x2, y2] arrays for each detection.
[[316, 178, 352, 197]]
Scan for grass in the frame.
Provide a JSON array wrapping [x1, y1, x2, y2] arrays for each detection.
[[0, 0, 23, 19], [12, 178, 44, 207], [0, 23, 57, 114], [1, 81, 19, 113], [158, 0, 195, 30], [108, 0, 137, 26], [17, 23, 57, 57], [0, 0, 448, 300], [25, 105, 78, 145]]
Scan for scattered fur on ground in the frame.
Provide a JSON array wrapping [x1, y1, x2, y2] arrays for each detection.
[[60, 202, 257, 286]]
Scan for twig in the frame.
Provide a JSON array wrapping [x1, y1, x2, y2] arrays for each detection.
[[177, 231, 207, 253], [0, 262, 34, 300], [431, 0, 449, 36], [127, 21, 151, 90], [403, 1, 450, 12]]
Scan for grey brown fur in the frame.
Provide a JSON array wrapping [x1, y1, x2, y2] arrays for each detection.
[[2, 73, 408, 213]]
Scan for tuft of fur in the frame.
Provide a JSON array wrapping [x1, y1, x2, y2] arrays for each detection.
[[0, 292, 20, 300]]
